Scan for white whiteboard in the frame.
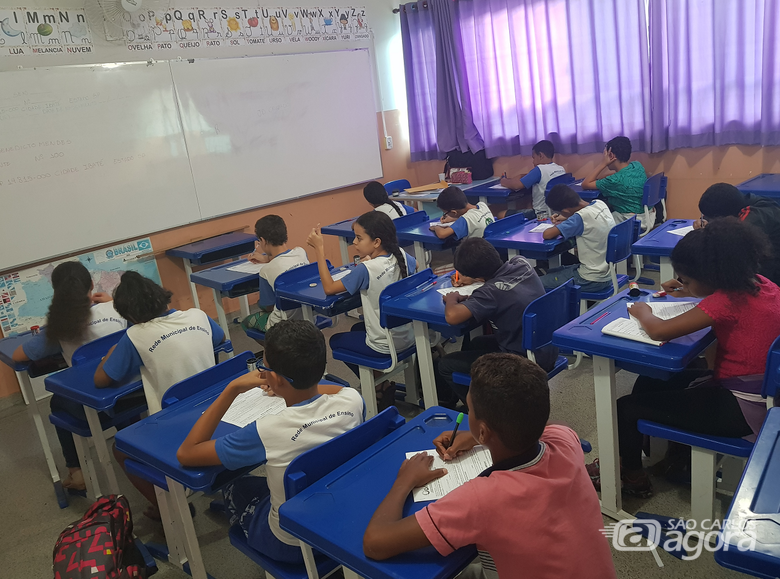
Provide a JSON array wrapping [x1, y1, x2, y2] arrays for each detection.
[[0, 63, 200, 271], [171, 50, 382, 219]]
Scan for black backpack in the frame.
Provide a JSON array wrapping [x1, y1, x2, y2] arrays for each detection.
[[53, 495, 155, 579], [444, 148, 494, 181]]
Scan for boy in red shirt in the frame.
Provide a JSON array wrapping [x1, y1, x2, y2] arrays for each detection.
[[363, 353, 616, 579]]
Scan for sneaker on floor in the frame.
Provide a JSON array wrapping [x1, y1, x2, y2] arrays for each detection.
[[585, 459, 601, 481], [621, 471, 654, 498]]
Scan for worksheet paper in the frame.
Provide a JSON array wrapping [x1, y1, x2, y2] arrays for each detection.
[[429, 222, 453, 228], [489, 183, 509, 190], [530, 223, 554, 233], [668, 225, 695, 237], [330, 269, 352, 282], [405, 446, 493, 502], [437, 282, 484, 297], [221, 388, 286, 428], [227, 262, 266, 274], [627, 301, 697, 320], [601, 302, 697, 346]]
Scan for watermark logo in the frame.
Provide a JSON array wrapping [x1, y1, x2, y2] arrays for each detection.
[[602, 518, 756, 567]]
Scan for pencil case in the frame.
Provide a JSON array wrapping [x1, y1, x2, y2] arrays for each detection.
[[448, 168, 472, 184]]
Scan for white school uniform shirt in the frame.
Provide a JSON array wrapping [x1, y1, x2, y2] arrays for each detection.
[[258, 247, 310, 330], [342, 252, 417, 354], [104, 309, 223, 414], [556, 200, 616, 283], [214, 387, 364, 546], [374, 201, 411, 220], [450, 202, 495, 239], [532, 162, 566, 215]]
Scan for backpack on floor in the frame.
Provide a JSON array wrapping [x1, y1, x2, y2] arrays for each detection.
[[53, 494, 153, 579]]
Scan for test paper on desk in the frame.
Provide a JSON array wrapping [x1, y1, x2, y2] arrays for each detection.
[[330, 269, 351, 282], [437, 282, 484, 297], [227, 262, 266, 274], [530, 223, 554, 233], [221, 388, 286, 428], [668, 225, 695, 237], [429, 222, 453, 228], [601, 302, 697, 346], [405, 446, 493, 502], [489, 183, 508, 190]]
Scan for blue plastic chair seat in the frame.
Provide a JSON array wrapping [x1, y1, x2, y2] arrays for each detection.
[[229, 524, 339, 579], [213, 339, 234, 357], [331, 343, 417, 371], [49, 404, 146, 438], [452, 372, 470, 387], [244, 317, 332, 343], [637, 420, 754, 457], [547, 355, 569, 380], [580, 274, 629, 301]]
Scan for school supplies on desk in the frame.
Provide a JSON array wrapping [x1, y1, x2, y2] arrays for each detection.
[[330, 269, 352, 282], [530, 223, 554, 233], [405, 446, 493, 502], [429, 221, 453, 228], [221, 388, 286, 428], [404, 181, 448, 194], [227, 262, 266, 274], [668, 225, 695, 237], [437, 283, 484, 297], [601, 302, 697, 346]]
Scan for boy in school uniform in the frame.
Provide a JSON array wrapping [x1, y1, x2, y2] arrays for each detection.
[[435, 238, 555, 406], [581, 136, 652, 231], [539, 184, 615, 293], [696, 182, 780, 284], [499, 139, 566, 218], [431, 186, 495, 240], [363, 353, 617, 579], [177, 320, 365, 563], [243, 215, 310, 333]]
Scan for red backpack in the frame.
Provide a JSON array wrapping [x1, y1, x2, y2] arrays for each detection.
[[53, 495, 154, 579]]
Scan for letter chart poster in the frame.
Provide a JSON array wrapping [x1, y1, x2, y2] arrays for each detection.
[[0, 8, 93, 56]]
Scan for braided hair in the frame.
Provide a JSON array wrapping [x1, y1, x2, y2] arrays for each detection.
[[363, 181, 405, 218], [46, 261, 93, 344], [671, 217, 770, 295], [354, 211, 408, 278]]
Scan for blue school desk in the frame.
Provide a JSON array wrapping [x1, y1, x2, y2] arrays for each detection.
[[274, 263, 362, 323], [393, 178, 496, 218], [382, 274, 472, 410], [567, 179, 600, 201], [716, 407, 780, 577], [484, 217, 569, 267], [321, 217, 359, 265], [737, 173, 780, 201], [395, 214, 459, 266], [552, 289, 715, 522], [189, 259, 262, 340], [0, 332, 70, 506], [167, 232, 258, 315], [631, 219, 694, 283], [279, 406, 476, 579]]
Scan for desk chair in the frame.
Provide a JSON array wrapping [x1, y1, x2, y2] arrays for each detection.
[[69, 330, 126, 366], [330, 271, 430, 417], [230, 407, 405, 579], [579, 217, 638, 314], [544, 173, 575, 192], [638, 335, 780, 531], [383, 179, 411, 195], [632, 173, 668, 282]]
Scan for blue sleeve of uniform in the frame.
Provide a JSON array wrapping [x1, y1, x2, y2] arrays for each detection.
[[209, 317, 225, 346], [102, 334, 143, 382], [257, 276, 275, 307], [450, 217, 469, 240], [214, 424, 266, 470], [406, 253, 417, 274], [519, 166, 542, 189], [21, 329, 62, 361], [556, 213, 585, 240], [341, 263, 370, 294]]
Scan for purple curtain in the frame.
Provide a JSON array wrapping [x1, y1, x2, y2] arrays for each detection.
[[649, 0, 780, 152]]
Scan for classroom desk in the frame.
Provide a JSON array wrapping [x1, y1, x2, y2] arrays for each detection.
[[395, 216, 459, 266], [383, 274, 472, 410], [0, 332, 69, 507], [393, 178, 496, 217], [484, 217, 569, 267], [321, 217, 359, 265], [567, 179, 600, 201], [631, 219, 694, 283], [737, 173, 780, 201], [275, 264, 362, 324], [280, 406, 476, 579], [552, 290, 715, 521], [189, 259, 261, 340], [167, 232, 257, 314], [716, 407, 780, 578]]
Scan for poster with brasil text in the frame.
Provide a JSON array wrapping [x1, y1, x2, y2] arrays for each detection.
[[0, 238, 161, 337]]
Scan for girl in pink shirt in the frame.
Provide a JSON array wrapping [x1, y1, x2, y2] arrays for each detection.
[[588, 218, 780, 497]]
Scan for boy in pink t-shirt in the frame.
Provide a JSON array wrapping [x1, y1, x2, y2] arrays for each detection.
[[363, 354, 616, 579]]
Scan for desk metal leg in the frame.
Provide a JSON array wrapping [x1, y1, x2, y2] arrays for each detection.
[[660, 257, 674, 285], [155, 485, 188, 568], [73, 434, 101, 501], [339, 237, 350, 266], [593, 356, 632, 521], [301, 305, 315, 324], [212, 289, 230, 338], [507, 249, 518, 259], [83, 407, 121, 495], [479, 196, 487, 204], [360, 367, 378, 419], [413, 241, 427, 267], [184, 261, 201, 310], [238, 296, 251, 321], [549, 254, 562, 269], [413, 320, 438, 409], [617, 260, 628, 276], [342, 569, 364, 579], [166, 477, 208, 579]]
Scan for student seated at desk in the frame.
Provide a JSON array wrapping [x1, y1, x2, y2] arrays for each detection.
[[307, 211, 416, 409], [12, 261, 128, 492], [431, 186, 495, 240], [499, 139, 566, 218], [581, 136, 653, 232], [94, 272, 225, 519], [242, 215, 310, 332], [177, 320, 364, 564], [363, 353, 617, 579], [586, 219, 780, 498], [435, 238, 555, 407], [539, 185, 615, 293], [363, 180, 413, 219], [696, 182, 780, 284]]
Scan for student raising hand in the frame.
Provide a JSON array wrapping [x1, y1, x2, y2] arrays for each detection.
[[306, 224, 324, 251], [433, 430, 477, 461]]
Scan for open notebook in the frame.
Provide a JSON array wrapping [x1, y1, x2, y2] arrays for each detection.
[[601, 301, 697, 346], [405, 446, 493, 502]]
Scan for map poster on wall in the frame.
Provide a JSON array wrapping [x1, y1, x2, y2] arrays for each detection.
[[121, 6, 370, 52], [0, 238, 161, 337], [0, 8, 93, 56]]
